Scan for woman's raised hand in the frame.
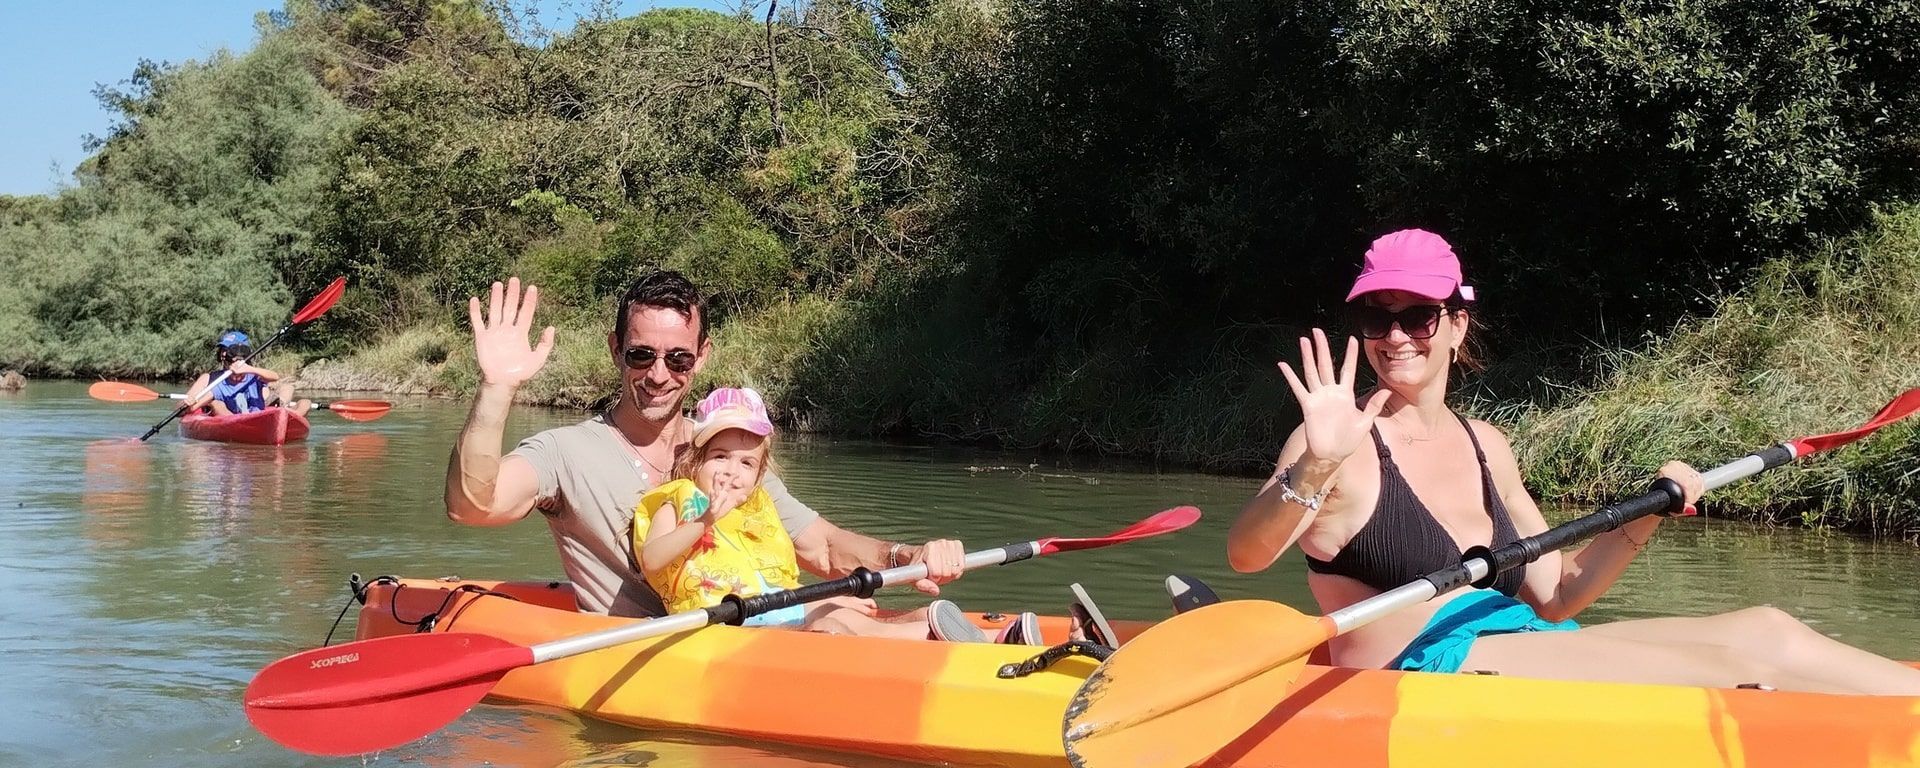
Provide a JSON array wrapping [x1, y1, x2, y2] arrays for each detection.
[[1277, 328, 1391, 465], [468, 277, 557, 389]]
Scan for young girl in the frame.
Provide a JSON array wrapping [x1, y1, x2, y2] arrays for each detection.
[[634, 387, 1039, 642]]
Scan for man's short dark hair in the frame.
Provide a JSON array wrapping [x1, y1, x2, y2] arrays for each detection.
[[615, 270, 706, 343]]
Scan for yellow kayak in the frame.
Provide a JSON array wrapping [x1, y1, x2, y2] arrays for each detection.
[[353, 577, 1920, 767]]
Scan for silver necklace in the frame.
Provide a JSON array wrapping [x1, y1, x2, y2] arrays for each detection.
[[615, 420, 675, 484], [1391, 414, 1443, 446]]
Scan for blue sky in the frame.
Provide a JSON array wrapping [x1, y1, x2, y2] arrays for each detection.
[[0, 0, 732, 197]]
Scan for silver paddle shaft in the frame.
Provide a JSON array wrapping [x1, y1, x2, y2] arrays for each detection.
[[533, 542, 1038, 662]]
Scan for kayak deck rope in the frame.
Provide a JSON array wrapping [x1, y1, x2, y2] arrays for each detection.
[[323, 574, 397, 647], [321, 574, 519, 646], [998, 640, 1115, 679], [424, 584, 519, 633]]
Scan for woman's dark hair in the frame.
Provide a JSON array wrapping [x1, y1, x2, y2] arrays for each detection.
[[615, 271, 706, 343], [1445, 290, 1485, 372]]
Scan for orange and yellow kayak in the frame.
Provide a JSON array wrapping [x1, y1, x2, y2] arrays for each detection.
[[355, 578, 1920, 767]]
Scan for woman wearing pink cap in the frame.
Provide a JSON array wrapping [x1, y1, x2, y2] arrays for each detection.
[[1226, 229, 1920, 693], [634, 387, 1042, 643]]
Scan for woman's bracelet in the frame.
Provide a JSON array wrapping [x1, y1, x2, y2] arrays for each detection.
[[1277, 462, 1331, 513], [1618, 527, 1650, 552], [887, 541, 906, 569]]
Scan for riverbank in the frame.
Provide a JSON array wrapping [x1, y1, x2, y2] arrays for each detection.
[[279, 206, 1920, 538]]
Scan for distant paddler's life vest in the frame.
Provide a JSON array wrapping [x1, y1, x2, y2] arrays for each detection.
[[210, 373, 267, 414]]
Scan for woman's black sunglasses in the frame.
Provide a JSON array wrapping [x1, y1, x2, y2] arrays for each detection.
[[1347, 304, 1454, 340], [623, 346, 697, 373]]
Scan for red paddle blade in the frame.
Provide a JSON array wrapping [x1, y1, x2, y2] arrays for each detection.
[[1040, 505, 1200, 555], [88, 381, 162, 402], [289, 276, 347, 325], [1792, 388, 1920, 455], [245, 632, 529, 756], [323, 400, 392, 422]]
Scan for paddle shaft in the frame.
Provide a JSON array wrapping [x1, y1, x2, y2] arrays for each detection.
[[534, 542, 1043, 661], [166, 392, 369, 410], [1325, 443, 1798, 634]]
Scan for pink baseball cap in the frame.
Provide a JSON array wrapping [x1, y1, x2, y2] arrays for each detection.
[[692, 387, 775, 447], [1345, 229, 1476, 303]]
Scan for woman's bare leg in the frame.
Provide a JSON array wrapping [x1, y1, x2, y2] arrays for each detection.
[[1575, 608, 1920, 695], [1460, 629, 1850, 693]]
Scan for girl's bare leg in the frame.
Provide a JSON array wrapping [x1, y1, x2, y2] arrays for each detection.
[[803, 606, 932, 640]]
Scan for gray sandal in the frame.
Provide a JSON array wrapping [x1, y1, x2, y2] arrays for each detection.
[[928, 599, 987, 643]]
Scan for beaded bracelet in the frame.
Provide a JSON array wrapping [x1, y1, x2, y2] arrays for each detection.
[[1277, 462, 1331, 513]]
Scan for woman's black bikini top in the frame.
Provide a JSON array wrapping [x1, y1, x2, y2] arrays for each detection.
[[1303, 413, 1526, 597]]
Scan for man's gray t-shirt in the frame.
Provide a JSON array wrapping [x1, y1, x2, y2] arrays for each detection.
[[508, 413, 821, 617]]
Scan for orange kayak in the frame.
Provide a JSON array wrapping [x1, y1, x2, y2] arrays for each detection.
[[179, 407, 309, 445], [354, 578, 1920, 767]]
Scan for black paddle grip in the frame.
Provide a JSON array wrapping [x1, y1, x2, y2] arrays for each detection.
[[1458, 478, 1685, 590], [1002, 541, 1037, 565], [712, 567, 887, 626], [1756, 444, 1796, 471]]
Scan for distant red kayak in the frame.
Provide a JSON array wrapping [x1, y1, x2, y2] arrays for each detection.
[[179, 408, 310, 445]]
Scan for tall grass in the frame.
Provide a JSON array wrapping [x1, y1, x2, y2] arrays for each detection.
[[1511, 204, 1920, 537]]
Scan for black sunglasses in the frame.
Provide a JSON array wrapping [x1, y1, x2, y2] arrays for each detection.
[[1347, 304, 1453, 340], [623, 346, 697, 373]]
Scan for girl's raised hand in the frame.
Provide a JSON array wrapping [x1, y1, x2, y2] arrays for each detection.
[[703, 485, 748, 524], [1276, 328, 1391, 466]]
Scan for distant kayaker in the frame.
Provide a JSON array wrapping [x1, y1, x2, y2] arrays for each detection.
[[634, 386, 1037, 643], [183, 330, 312, 417], [445, 272, 970, 620], [1228, 228, 1920, 694]]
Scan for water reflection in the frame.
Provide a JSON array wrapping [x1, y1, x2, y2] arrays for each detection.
[[6, 381, 1920, 768], [81, 439, 152, 550]]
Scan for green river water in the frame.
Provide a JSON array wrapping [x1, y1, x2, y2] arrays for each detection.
[[2, 380, 1916, 767]]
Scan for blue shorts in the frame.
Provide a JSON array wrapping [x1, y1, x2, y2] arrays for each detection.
[[1389, 589, 1578, 673]]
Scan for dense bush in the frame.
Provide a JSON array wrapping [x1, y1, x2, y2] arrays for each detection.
[[0, 31, 352, 376], [5, 0, 1918, 530]]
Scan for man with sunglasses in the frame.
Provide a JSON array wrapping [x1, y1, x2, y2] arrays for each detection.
[[443, 272, 967, 618]]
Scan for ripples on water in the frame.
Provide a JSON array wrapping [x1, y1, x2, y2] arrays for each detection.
[[1, 382, 1915, 766]]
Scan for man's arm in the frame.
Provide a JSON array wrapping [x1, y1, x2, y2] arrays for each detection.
[[786, 511, 966, 596], [444, 383, 542, 526], [444, 278, 556, 527], [790, 516, 893, 577]]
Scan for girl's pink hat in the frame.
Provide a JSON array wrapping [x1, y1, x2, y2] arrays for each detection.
[[692, 387, 774, 447], [1345, 228, 1477, 302]]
